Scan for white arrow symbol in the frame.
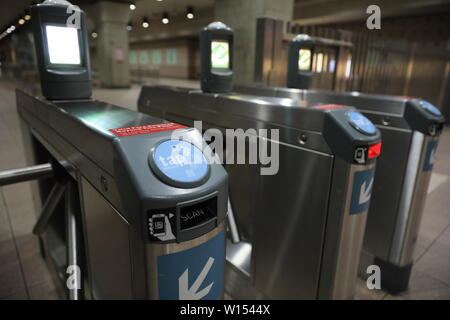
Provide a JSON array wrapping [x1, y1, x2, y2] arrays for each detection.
[[179, 257, 215, 300], [359, 177, 374, 205], [430, 148, 436, 166]]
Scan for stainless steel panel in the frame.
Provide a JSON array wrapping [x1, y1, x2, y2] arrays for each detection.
[[226, 161, 261, 243], [224, 256, 266, 300], [330, 162, 372, 299], [233, 85, 440, 272], [317, 157, 373, 299], [363, 127, 413, 260], [253, 142, 333, 299], [391, 134, 435, 266], [226, 240, 252, 276], [388, 131, 424, 265], [80, 177, 133, 299], [399, 154, 433, 266], [138, 85, 372, 300]]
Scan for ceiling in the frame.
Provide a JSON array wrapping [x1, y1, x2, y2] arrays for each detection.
[[130, 0, 213, 17], [0, 0, 213, 31], [293, 0, 450, 25], [3, 0, 450, 39], [0, 0, 35, 32]]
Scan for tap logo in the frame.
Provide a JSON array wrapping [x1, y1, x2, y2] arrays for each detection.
[[152, 140, 209, 184]]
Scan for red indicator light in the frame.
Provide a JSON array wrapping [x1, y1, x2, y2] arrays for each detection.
[[368, 142, 382, 159], [311, 104, 346, 110]]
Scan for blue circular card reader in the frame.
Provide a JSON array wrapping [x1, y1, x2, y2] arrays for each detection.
[[347, 111, 377, 136], [420, 100, 441, 117], [150, 140, 210, 188]]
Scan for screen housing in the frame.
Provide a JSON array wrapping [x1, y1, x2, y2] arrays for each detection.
[[200, 21, 233, 93], [31, 2, 92, 99]]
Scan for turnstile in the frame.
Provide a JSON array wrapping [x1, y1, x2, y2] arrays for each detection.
[[138, 85, 381, 299], [234, 84, 445, 293], [16, 88, 228, 299]]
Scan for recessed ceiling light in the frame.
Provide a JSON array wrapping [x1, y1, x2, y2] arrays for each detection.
[[186, 6, 194, 19], [142, 17, 150, 28], [162, 12, 169, 24]]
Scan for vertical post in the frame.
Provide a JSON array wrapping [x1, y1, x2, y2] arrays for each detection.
[[270, 19, 286, 86], [90, 1, 131, 88], [254, 17, 285, 86], [66, 180, 81, 300], [214, 0, 293, 84], [403, 43, 417, 96], [254, 17, 274, 84], [437, 61, 450, 122]]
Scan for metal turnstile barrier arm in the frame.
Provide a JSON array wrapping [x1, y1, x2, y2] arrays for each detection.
[[227, 197, 240, 244], [33, 182, 66, 235], [0, 163, 53, 186], [65, 180, 80, 300], [0, 162, 64, 236], [0, 162, 83, 299]]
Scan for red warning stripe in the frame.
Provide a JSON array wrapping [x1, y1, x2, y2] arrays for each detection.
[[311, 104, 346, 110], [109, 122, 187, 137]]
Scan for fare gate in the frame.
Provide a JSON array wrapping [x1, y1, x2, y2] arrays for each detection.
[[137, 85, 382, 299], [137, 21, 382, 300], [14, 90, 229, 300], [233, 86, 445, 293], [0, 0, 230, 300], [234, 33, 445, 293]]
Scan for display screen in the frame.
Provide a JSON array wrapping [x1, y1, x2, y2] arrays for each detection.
[[45, 25, 81, 65], [298, 49, 311, 71], [211, 41, 230, 69]]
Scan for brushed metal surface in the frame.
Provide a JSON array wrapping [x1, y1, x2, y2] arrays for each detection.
[[138, 85, 376, 299], [391, 134, 435, 266], [233, 85, 440, 271], [363, 127, 413, 260], [227, 197, 241, 244], [252, 142, 333, 299], [330, 163, 372, 299], [226, 239, 252, 276], [80, 177, 133, 300], [388, 131, 424, 264]]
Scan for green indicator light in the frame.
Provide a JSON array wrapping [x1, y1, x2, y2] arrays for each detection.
[[211, 41, 229, 69]]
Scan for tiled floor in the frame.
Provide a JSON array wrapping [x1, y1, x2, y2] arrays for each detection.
[[0, 78, 449, 300]]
